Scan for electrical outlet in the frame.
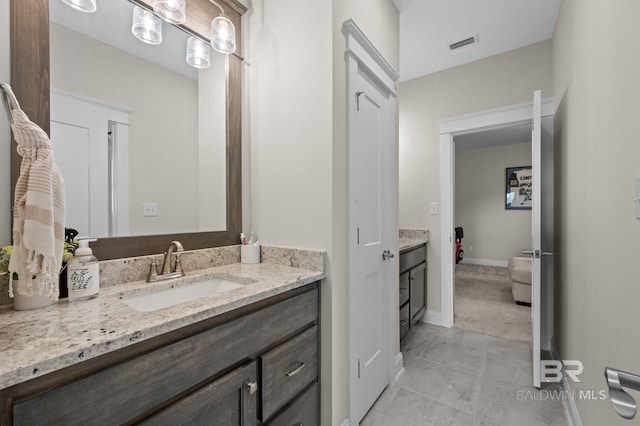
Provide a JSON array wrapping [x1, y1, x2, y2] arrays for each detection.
[[469, 245, 473, 251], [429, 202, 439, 215], [143, 203, 158, 217]]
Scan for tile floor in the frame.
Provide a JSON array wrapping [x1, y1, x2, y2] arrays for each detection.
[[361, 323, 568, 426]]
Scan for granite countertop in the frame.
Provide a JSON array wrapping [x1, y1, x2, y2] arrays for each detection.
[[398, 228, 429, 253], [0, 259, 325, 390], [399, 237, 428, 253]]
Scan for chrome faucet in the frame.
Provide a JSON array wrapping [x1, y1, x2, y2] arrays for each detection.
[[147, 241, 186, 282]]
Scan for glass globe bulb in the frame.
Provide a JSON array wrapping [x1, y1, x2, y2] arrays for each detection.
[[186, 37, 211, 69], [153, 0, 186, 25], [61, 0, 97, 13], [210, 15, 236, 54], [132, 6, 163, 45]]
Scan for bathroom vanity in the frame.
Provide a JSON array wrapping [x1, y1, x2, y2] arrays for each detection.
[[398, 231, 429, 342], [0, 246, 325, 425]]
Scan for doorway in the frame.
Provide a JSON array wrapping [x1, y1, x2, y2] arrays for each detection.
[[453, 123, 533, 343], [50, 89, 130, 237], [439, 96, 555, 388]]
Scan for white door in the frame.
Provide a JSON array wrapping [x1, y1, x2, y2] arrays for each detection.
[[50, 90, 130, 237], [50, 122, 92, 234], [348, 67, 392, 423], [530, 90, 554, 387]]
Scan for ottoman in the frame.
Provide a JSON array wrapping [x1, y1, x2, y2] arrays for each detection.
[[508, 256, 532, 305]]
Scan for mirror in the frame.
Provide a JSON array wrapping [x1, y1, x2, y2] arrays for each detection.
[[49, 0, 227, 238], [11, 0, 246, 260]]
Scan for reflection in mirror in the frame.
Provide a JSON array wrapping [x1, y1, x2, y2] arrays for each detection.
[[49, 0, 227, 238]]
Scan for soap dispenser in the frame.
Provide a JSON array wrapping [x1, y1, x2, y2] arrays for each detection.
[[67, 238, 100, 301]]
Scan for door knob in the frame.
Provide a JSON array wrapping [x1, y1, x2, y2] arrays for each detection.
[[522, 250, 553, 258], [382, 250, 395, 260]]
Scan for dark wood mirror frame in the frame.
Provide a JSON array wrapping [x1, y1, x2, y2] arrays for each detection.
[[9, 0, 246, 260]]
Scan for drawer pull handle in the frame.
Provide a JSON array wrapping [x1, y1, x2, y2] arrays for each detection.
[[285, 362, 306, 377], [400, 320, 408, 326], [246, 381, 258, 394]]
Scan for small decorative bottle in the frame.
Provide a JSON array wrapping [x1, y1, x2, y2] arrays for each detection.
[[67, 239, 99, 301]]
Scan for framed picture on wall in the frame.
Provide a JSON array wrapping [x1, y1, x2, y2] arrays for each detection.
[[505, 166, 532, 210]]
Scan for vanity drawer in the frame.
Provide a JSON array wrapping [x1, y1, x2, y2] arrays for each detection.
[[399, 244, 426, 273], [12, 287, 318, 426], [267, 382, 319, 426], [400, 303, 410, 340], [261, 325, 319, 421], [399, 271, 410, 307]]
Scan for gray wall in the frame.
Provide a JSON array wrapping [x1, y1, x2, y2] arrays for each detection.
[[455, 142, 532, 265], [553, 0, 640, 424]]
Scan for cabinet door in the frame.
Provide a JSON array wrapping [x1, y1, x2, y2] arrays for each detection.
[[140, 361, 258, 426], [267, 383, 319, 426], [399, 271, 410, 307], [399, 303, 410, 340], [409, 262, 426, 325]]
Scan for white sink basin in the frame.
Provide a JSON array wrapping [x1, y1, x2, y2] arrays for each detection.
[[123, 278, 245, 312]]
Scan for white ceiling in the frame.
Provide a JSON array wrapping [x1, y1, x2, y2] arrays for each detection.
[[393, 0, 561, 81]]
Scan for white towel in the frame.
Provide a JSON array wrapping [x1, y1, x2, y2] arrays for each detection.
[[1, 84, 65, 300]]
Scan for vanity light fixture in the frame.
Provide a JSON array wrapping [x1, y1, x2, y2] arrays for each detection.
[[61, 0, 97, 13], [209, 0, 236, 54], [153, 0, 186, 25], [132, 6, 163, 45], [186, 37, 211, 69]]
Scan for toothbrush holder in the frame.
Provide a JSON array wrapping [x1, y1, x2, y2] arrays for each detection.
[[241, 245, 261, 264]]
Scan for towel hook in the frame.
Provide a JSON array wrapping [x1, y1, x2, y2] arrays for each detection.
[[0, 82, 21, 125]]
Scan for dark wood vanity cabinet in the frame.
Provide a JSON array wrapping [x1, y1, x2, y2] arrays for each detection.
[[399, 244, 427, 342], [1, 283, 320, 425]]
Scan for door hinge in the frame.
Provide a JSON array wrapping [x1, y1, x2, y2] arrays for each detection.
[[357, 359, 361, 378], [356, 91, 364, 111]]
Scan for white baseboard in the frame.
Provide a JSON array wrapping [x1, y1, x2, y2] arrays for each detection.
[[421, 309, 448, 327], [340, 419, 350, 426], [562, 376, 583, 426], [394, 352, 405, 382], [460, 257, 508, 268], [551, 341, 582, 426]]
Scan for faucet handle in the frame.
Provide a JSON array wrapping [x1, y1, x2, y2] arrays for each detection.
[[174, 254, 184, 276], [147, 258, 159, 282]]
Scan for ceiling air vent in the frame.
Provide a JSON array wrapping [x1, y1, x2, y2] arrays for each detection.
[[449, 35, 478, 51]]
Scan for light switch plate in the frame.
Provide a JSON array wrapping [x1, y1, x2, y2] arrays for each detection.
[[143, 203, 158, 217], [429, 202, 439, 215]]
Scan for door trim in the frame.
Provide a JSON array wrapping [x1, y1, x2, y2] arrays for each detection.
[[438, 98, 554, 328], [343, 19, 398, 424]]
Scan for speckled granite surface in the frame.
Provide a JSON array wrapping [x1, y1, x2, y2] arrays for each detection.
[[99, 245, 241, 288], [0, 246, 326, 389], [261, 246, 326, 271], [399, 229, 429, 253]]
